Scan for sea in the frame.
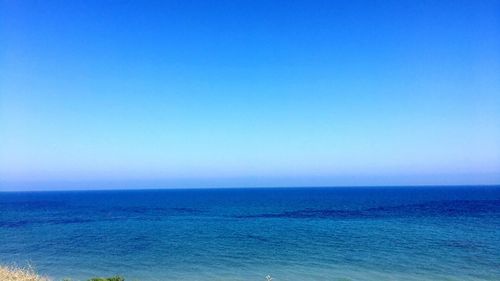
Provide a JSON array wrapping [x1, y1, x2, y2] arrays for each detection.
[[0, 186, 499, 281]]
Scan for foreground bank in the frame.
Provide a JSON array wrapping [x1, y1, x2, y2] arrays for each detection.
[[0, 265, 123, 281]]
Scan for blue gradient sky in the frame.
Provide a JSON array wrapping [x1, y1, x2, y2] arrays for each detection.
[[1, 0, 499, 190]]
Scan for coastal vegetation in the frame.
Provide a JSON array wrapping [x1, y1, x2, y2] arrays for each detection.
[[0, 265, 48, 281], [89, 276, 125, 281], [87, 277, 124, 281]]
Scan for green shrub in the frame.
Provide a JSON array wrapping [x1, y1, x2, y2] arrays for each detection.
[[87, 276, 124, 281]]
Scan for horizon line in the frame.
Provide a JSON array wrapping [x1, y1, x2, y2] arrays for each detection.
[[1, 183, 499, 193]]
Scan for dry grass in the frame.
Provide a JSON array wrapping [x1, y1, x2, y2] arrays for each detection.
[[0, 265, 49, 281]]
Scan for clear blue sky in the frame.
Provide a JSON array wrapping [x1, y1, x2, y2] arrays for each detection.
[[1, 0, 499, 190]]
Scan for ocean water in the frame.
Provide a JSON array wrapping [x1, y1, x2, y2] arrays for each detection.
[[0, 186, 499, 281]]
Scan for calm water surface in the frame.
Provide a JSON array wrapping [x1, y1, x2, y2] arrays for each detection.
[[1, 186, 499, 281]]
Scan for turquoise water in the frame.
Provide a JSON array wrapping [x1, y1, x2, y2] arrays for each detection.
[[0, 187, 499, 281]]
